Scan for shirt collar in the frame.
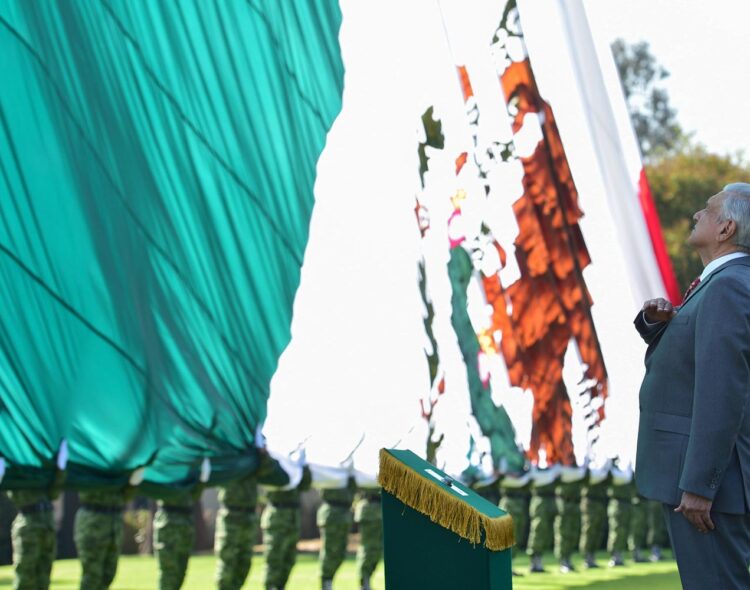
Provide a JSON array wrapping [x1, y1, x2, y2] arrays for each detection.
[[700, 251, 750, 281]]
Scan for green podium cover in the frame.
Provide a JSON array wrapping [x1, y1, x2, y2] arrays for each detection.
[[378, 449, 513, 589]]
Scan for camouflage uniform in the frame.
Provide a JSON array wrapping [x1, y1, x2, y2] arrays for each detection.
[[353, 490, 382, 589], [8, 489, 56, 590], [628, 493, 648, 561], [526, 478, 557, 571], [579, 476, 608, 562], [261, 487, 301, 590], [318, 483, 355, 586], [74, 489, 126, 589], [554, 479, 582, 563], [214, 475, 258, 590], [153, 494, 195, 590], [498, 480, 530, 556], [607, 481, 633, 563]]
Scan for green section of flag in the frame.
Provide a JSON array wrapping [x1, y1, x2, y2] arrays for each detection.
[[448, 247, 525, 472], [0, 0, 343, 491]]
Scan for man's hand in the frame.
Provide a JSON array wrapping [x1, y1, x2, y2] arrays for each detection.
[[675, 491, 714, 533], [642, 298, 677, 323]]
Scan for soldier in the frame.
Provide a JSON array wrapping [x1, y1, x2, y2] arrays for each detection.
[[7, 442, 66, 590], [628, 492, 649, 563], [214, 473, 258, 590], [153, 494, 195, 590], [526, 465, 560, 573], [153, 459, 209, 590], [498, 470, 531, 576], [554, 465, 586, 573], [352, 470, 382, 590], [74, 488, 127, 589], [317, 478, 355, 590], [579, 462, 610, 568], [259, 445, 311, 590], [607, 464, 634, 567], [261, 485, 303, 590], [7, 488, 56, 590]]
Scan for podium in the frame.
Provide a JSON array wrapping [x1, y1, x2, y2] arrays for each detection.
[[378, 449, 514, 589]]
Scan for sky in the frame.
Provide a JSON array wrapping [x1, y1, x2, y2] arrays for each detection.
[[584, 0, 750, 159], [265, 0, 747, 475]]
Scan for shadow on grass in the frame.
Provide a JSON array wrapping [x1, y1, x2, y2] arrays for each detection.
[[0, 578, 12, 586]]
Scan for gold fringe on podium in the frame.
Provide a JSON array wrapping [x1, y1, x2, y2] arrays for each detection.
[[378, 449, 515, 551]]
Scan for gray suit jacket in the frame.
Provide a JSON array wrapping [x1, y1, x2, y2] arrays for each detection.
[[635, 257, 750, 513]]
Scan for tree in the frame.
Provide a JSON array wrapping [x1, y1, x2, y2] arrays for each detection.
[[613, 39, 750, 291], [646, 147, 750, 288], [612, 39, 686, 160]]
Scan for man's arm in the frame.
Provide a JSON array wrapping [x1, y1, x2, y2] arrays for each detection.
[[680, 277, 750, 500]]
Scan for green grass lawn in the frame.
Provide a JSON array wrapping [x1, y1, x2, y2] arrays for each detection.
[[0, 551, 679, 589]]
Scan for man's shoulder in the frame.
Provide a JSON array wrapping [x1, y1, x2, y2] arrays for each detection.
[[697, 263, 750, 320], [716, 256, 750, 275], [710, 262, 750, 289]]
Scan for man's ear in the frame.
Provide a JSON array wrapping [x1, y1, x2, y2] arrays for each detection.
[[718, 219, 737, 243]]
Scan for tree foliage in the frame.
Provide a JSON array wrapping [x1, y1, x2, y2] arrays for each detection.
[[646, 147, 750, 288], [612, 39, 686, 160], [613, 39, 750, 290]]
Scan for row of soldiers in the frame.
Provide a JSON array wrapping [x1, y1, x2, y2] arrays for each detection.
[[230, 464, 383, 590], [469, 461, 669, 575], [2, 449, 383, 590]]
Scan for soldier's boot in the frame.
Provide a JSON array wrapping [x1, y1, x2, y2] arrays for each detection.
[[360, 577, 372, 590], [583, 552, 599, 569], [608, 551, 625, 567], [529, 553, 545, 573], [632, 547, 647, 563], [559, 556, 575, 573], [322, 579, 333, 590], [649, 545, 663, 562]]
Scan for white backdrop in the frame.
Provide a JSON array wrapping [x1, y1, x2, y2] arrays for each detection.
[[264, 0, 664, 476]]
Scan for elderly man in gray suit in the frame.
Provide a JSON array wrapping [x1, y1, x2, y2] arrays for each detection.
[[635, 182, 750, 589]]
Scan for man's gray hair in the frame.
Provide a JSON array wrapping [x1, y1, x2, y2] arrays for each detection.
[[721, 183, 750, 253]]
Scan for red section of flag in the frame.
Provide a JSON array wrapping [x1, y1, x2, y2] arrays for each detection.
[[455, 152, 468, 175], [457, 65, 474, 102], [496, 56, 607, 466], [637, 168, 682, 304]]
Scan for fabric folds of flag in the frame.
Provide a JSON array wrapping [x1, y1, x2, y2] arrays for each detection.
[[0, 0, 344, 490]]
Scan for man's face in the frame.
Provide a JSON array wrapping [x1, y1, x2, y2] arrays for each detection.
[[688, 192, 728, 250]]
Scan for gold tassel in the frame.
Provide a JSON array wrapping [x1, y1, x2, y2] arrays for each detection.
[[378, 449, 515, 551]]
